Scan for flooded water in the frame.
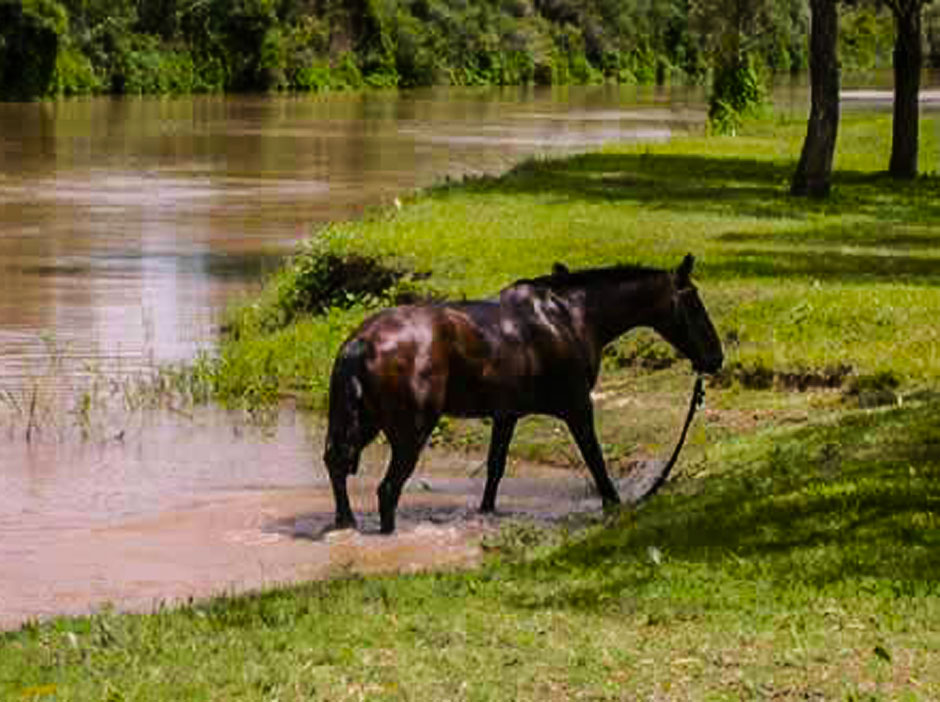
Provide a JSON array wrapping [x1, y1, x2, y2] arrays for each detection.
[[0, 403, 610, 629], [0, 85, 706, 385]]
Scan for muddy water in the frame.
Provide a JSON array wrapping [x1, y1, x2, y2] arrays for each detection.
[[0, 86, 704, 384], [0, 404, 601, 629]]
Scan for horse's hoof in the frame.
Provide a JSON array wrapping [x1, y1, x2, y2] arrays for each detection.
[[333, 517, 357, 531]]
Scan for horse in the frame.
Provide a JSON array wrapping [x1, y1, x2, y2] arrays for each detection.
[[323, 254, 723, 534]]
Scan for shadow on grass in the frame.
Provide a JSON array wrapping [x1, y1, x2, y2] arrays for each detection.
[[715, 220, 940, 284], [709, 248, 940, 285], [506, 398, 940, 610], [460, 151, 940, 227], [719, 222, 940, 251]]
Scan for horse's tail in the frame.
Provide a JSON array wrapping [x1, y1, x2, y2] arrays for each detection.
[[324, 338, 370, 473]]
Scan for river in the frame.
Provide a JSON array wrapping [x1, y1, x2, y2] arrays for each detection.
[[0, 85, 705, 388]]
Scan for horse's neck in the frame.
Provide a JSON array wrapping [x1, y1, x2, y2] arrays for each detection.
[[576, 277, 668, 348]]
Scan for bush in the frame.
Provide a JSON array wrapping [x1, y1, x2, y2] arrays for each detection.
[[0, 0, 67, 98], [331, 52, 363, 90], [263, 249, 406, 331], [839, 5, 893, 71], [291, 61, 332, 91], [707, 54, 765, 135], [53, 46, 103, 95], [111, 36, 199, 94]]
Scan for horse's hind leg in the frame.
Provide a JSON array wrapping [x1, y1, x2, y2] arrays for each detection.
[[325, 455, 357, 529], [480, 414, 518, 513], [325, 423, 378, 530], [377, 418, 437, 534], [377, 443, 421, 535]]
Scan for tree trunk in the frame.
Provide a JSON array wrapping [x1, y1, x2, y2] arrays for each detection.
[[889, 3, 923, 179], [791, 0, 840, 198]]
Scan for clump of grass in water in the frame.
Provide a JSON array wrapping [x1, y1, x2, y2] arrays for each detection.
[[0, 336, 220, 444], [0, 333, 75, 443], [228, 234, 438, 338]]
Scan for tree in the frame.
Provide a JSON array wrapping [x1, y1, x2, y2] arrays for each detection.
[[791, 0, 840, 197], [884, 0, 932, 179], [690, 0, 774, 133], [0, 0, 67, 99]]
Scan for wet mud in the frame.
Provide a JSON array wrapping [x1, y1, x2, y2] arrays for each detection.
[[0, 406, 606, 631]]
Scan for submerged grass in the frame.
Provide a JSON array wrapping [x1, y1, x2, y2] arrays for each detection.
[[0, 335, 216, 444]]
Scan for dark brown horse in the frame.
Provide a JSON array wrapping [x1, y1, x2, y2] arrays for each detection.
[[324, 254, 723, 533]]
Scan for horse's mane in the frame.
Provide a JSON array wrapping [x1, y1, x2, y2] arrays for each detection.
[[513, 263, 665, 291]]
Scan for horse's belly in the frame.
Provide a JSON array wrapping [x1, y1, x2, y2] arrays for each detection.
[[441, 376, 544, 417]]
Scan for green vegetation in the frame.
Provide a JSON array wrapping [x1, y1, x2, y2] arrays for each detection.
[[2, 391, 938, 699], [0, 0, 923, 100], [0, 334, 213, 444], [2, 111, 939, 698], [205, 111, 940, 413]]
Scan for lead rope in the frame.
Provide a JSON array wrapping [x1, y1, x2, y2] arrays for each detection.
[[635, 374, 706, 505]]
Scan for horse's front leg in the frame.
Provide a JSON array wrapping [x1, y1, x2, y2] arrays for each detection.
[[479, 414, 518, 513], [564, 402, 621, 508]]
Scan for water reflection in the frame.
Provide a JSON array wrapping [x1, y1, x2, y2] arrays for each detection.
[[0, 86, 708, 386]]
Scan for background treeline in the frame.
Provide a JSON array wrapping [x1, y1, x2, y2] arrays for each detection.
[[0, 0, 937, 99]]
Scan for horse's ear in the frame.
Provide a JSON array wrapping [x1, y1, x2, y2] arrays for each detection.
[[676, 254, 695, 287], [552, 262, 570, 277]]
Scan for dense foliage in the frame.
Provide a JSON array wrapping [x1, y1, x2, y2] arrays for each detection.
[[0, 0, 921, 99]]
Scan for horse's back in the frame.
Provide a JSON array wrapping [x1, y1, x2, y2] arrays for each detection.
[[336, 292, 592, 420], [336, 303, 494, 419]]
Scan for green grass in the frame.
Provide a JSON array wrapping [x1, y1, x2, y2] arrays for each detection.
[[3, 111, 939, 700], [207, 110, 940, 409], [2, 394, 938, 700]]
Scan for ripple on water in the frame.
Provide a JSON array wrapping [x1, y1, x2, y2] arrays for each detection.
[[0, 404, 608, 630]]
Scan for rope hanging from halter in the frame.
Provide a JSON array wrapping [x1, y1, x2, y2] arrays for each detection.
[[635, 374, 706, 505]]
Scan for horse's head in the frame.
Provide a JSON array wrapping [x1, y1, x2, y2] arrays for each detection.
[[655, 254, 723, 375]]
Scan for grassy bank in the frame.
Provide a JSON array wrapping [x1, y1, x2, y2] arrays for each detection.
[[2, 112, 939, 699], [2, 393, 938, 700], [209, 111, 940, 413]]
